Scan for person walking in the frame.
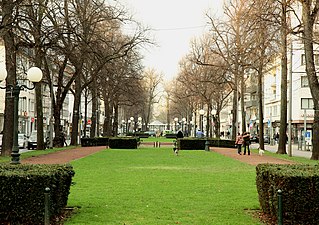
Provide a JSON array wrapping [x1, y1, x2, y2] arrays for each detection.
[[243, 132, 251, 155], [235, 133, 243, 155]]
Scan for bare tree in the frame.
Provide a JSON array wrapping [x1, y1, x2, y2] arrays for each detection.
[[298, 0, 319, 159]]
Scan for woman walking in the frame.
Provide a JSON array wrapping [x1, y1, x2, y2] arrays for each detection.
[[235, 133, 243, 155]]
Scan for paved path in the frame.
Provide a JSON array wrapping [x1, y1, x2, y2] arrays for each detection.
[[22, 146, 106, 164], [20, 143, 302, 166], [251, 143, 312, 159], [211, 147, 297, 166]]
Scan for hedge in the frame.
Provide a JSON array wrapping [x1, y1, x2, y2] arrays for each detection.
[[81, 137, 109, 147], [108, 137, 140, 149], [0, 164, 75, 224], [177, 138, 235, 150], [256, 164, 319, 224]]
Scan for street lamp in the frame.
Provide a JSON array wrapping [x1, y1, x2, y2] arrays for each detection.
[[121, 120, 125, 135], [0, 66, 43, 164], [138, 117, 142, 131], [190, 121, 194, 137], [174, 117, 178, 132], [130, 117, 135, 133], [211, 109, 217, 138], [199, 109, 205, 133], [127, 119, 131, 133], [182, 117, 186, 134]]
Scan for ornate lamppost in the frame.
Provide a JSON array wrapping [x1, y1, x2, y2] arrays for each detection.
[[138, 117, 142, 131], [182, 117, 186, 134], [199, 109, 205, 134], [174, 117, 178, 132], [121, 120, 125, 135], [0, 66, 43, 164], [130, 116, 135, 133]]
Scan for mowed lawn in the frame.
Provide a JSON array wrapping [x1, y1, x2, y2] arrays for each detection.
[[65, 147, 262, 225]]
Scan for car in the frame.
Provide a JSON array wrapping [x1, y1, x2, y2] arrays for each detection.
[[250, 134, 259, 143], [144, 131, 156, 137], [27, 131, 49, 150], [27, 131, 38, 150], [18, 134, 28, 149], [264, 135, 270, 144]]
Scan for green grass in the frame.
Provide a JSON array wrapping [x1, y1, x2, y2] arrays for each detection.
[[65, 147, 261, 225]]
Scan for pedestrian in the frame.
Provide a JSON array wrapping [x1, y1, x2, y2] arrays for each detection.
[[235, 133, 243, 155], [242, 132, 251, 155], [174, 129, 184, 156]]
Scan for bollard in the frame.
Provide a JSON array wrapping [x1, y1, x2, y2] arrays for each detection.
[[205, 140, 210, 151], [278, 189, 283, 225], [44, 187, 50, 225]]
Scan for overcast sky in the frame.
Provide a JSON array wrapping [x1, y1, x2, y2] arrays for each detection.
[[121, 0, 224, 80]]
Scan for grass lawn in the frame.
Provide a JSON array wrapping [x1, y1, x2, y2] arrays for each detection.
[[65, 147, 262, 225]]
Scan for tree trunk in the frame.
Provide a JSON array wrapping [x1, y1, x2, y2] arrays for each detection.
[[301, 1, 319, 160], [1, 0, 16, 156], [258, 68, 265, 150], [240, 72, 246, 134], [277, 0, 288, 154], [90, 80, 97, 138], [231, 75, 238, 140], [113, 100, 119, 136], [70, 71, 81, 145], [35, 49, 45, 150]]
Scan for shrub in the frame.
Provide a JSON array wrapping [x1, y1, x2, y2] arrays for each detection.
[[134, 132, 150, 138], [165, 133, 177, 139], [256, 164, 319, 224], [0, 164, 75, 224], [177, 138, 235, 150], [81, 137, 109, 147], [109, 137, 140, 149]]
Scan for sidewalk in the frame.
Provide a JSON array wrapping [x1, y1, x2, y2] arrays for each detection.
[[251, 143, 312, 159]]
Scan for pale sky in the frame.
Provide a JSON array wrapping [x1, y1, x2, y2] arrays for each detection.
[[121, 0, 224, 80]]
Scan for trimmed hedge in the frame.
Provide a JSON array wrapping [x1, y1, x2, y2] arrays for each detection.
[[81, 137, 109, 147], [134, 132, 150, 138], [0, 164, 75, 224], [256, 164, 319, 224], [109, 137, 140, 149], [177, 138, 235, 150], [165, 133, 177, 139]]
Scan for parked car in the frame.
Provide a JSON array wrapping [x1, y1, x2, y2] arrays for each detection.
[[27, 131, 38, 150], [250, 134, 259, 143], [264, 135, 270, 144], [27, 131, 48, 150], [18, 134, 28, 149], [144, 131, 156, 137]]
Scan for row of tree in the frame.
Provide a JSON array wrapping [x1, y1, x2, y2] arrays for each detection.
[[167, 0, 319, 160], [0, 0, 157, 156]]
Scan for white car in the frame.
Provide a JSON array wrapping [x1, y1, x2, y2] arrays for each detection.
[[18, 134, 28, 149]]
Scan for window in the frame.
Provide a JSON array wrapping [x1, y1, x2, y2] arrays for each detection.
[[301, 54, 305, 65], [301, 76, 309, 87], [301, 98, 314, 109], [301, 54, 319, 65]]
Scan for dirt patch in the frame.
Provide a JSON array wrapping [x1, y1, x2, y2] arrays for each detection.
[[211, 147, 297, 165], [22, 146, 106, 164]]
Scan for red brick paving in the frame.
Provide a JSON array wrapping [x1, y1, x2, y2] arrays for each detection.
[[211, 147, 297, 165], [21, 145, 295, 166], [22, 146, 106, 164]]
